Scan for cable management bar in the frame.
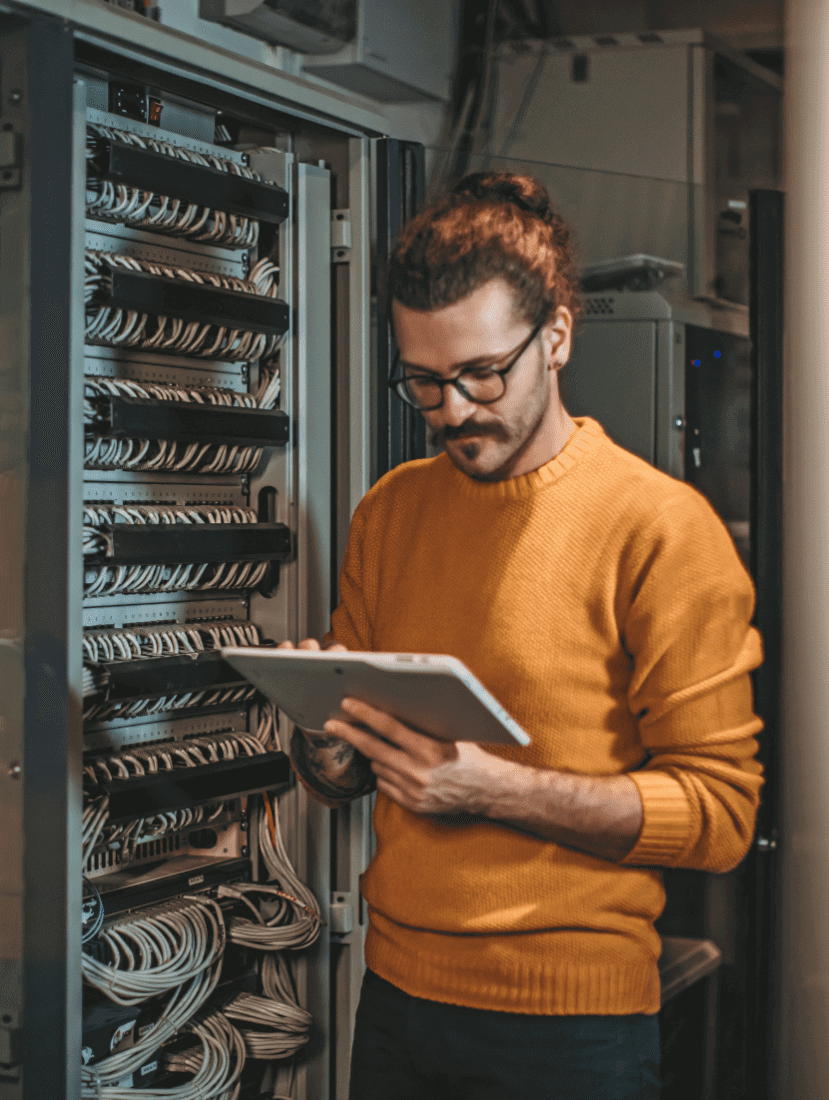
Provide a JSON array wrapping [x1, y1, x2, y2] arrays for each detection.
[[97, 137, 289, 225], [100, 267, 289, 337], [91, 395, 290, 448], [99, 751, 291, 823], [87, 651, 250, 702], [87, 521, 291, 566]]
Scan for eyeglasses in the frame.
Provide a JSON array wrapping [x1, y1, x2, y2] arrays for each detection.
[[388, 322, 543, 412]]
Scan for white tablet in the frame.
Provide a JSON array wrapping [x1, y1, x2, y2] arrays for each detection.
[[219, 648, 531, 747]]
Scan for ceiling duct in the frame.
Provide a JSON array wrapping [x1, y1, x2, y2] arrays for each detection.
[[199, 0, 357, 55]]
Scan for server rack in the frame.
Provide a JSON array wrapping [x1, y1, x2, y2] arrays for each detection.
[[564, 240, 782, 1098], [0, 5, 390, 1098]]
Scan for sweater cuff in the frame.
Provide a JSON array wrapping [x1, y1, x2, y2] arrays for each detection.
[[621, 770, 693, 866]]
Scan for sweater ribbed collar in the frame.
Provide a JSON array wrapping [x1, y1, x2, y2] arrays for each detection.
[[442, 416, 606, 502]]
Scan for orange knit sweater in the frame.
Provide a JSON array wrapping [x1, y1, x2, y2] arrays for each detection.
[[329, 417, 764, 1016]]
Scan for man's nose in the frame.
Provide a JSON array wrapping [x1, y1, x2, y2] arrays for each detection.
[[439, 382, 478, 426]]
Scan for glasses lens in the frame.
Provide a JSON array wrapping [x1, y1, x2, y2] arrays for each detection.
[[398, 376, 442, 410], [456, 369, 507, 404]]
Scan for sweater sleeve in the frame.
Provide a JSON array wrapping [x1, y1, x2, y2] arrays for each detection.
[[618, 492, 764, 872]]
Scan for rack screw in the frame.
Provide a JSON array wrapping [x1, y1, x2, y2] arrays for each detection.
[[673, 417, 686, 430], [8, 90, 21, 106], [241, 845, 250, 857], [7, 763, 20, 779]]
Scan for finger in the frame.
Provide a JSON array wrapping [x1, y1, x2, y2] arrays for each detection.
[[371, 760, 423, 796], [340, 698, 440, 758], [297, 638, 322, 650], [324, 718, 408, 768], [322, 642, 348, 652], [276, 640, 295, 649]]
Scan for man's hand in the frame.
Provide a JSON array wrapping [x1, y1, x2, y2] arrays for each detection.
[[276, 637, 348, 653], [323, 697, 514, 817], [278, 639, 376, 803], [326, 697, 644, 861]]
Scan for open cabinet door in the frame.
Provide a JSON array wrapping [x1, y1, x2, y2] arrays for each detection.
[[375, 138, 426, 478], [745, 187, 783, 1100], [0, 12, 84, 1099]]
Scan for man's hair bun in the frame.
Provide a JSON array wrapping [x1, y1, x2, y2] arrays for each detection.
[[387, 170, 582, 326], [451, 172, 554, 225]]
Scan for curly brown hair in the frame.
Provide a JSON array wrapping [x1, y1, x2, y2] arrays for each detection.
[[386, 172, 582, 328]]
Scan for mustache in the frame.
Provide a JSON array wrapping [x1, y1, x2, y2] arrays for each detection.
[[429, 420, 509, 448]]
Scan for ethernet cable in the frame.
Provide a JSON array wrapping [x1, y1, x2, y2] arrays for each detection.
[[219, 880, 321, 953], [84, 250, 282, 361], [223, 990, 311, 1059]]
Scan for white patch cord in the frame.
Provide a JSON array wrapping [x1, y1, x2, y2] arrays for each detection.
[[84, 249, 282, 361]]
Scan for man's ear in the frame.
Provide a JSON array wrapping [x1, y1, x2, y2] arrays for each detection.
[[544, 306, 574, 370]]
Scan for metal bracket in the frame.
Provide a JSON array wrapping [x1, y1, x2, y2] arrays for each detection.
[[331, 209, 352, 263], [0, 129, 22, 191], [329, 891, 355, 937], [0, 1022, 22, 1078]]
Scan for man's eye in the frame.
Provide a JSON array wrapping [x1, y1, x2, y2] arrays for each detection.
[[464, 368, 497, 382]]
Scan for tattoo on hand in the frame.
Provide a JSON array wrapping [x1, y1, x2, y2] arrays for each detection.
[[290, 727, 375, 802]]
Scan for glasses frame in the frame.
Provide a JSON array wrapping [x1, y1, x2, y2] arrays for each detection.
[[388, 321, 544, 412]]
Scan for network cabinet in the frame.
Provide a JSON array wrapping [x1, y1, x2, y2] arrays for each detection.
[[0, 5, 402, 1098]]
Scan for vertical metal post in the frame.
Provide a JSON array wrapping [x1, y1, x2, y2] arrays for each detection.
[[779, 3, 829, 1097], [0, 12, 82, 1099], [294, 160, 333, 1100], [375, 138, 427, 479]]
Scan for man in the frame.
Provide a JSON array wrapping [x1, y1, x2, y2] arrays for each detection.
[[282, 172, 764, 1099]]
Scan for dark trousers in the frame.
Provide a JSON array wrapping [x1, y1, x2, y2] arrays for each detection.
[[349, 969, 661, 1100]]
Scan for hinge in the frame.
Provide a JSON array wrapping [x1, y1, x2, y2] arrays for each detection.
[[0, 1021, 22, 1079], [331, 209, 352, 263], [756, 833, 778, 853]]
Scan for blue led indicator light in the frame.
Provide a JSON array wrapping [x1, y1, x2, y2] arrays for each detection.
[[692, 359, 701, 367], [714, 350, 722, 358]]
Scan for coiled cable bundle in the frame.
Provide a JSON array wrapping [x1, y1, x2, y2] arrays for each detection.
[[85, 249, 282, 360], [80, 896, 235, 1098], [86, 122, 263, 250], [83, 503, 270, 597], [219, 790, 322, 950], [223, 990, 312, 1060], [218, 881, 321, 953], [160, 1008, 246, 1100], [84, 375, 276, 474]]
